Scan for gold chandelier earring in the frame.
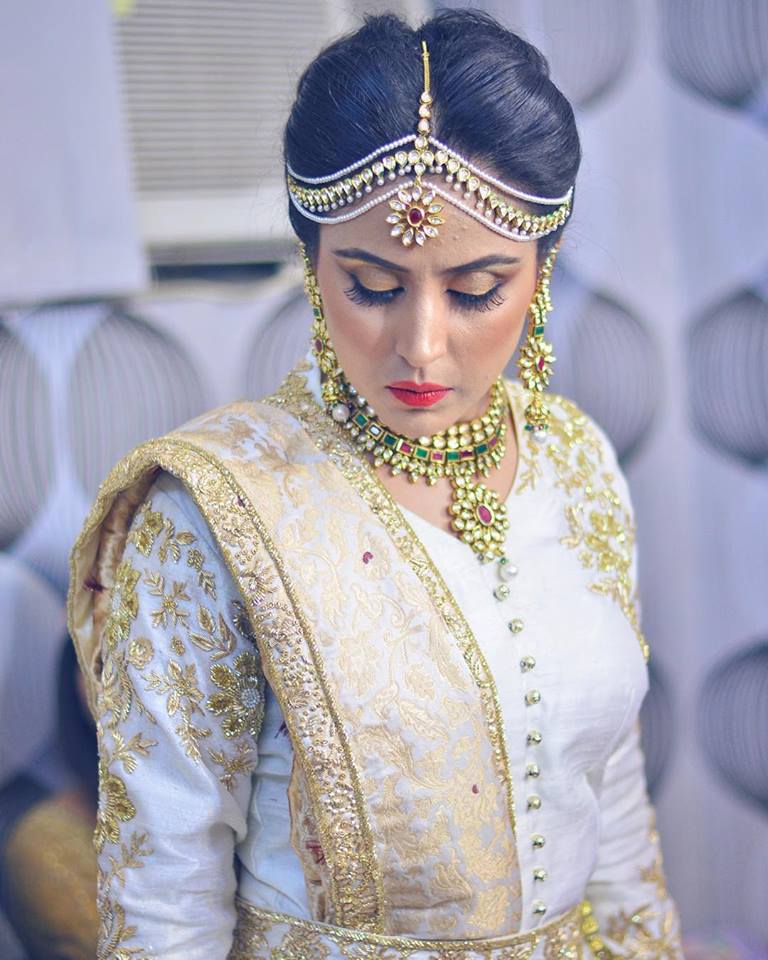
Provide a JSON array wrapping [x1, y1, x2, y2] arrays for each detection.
[[300, 242, 346, 411], [516, 238, 561, 439]]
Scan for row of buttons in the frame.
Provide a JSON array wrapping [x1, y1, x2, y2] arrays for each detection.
[[493, 555, 548, 919]]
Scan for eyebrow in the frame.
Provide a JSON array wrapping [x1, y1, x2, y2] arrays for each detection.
[[332, 247, 521, 275]]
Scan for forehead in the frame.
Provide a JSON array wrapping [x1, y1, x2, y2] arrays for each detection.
[[319, 175, 537, 271]]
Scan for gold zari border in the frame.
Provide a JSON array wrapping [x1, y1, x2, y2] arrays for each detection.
[[231, 897, 586, 960]]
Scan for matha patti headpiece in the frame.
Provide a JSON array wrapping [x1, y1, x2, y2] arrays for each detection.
[[287, 40, 574, 247]]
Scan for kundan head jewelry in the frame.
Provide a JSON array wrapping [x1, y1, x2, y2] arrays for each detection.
[[287, 40, 574, 247]]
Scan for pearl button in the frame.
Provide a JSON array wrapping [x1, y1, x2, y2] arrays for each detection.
[[533, 867, 548, 882], [531, 834, 546, 849], [519, 654, 536, 671], [527, 730, 542, 745], [527, 795, 542, 810], [525, 689, 541, 706], [493, 584, 511, 601], [508, 618, 525, 634], [526, 762, 540, 778], [532, 899, 547, 915], [498, 557, 519, 580]]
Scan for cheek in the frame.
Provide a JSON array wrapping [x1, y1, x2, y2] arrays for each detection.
[[323, 286, 382, 354], [318, 278, 389, 389], [455, 297, 530, 367]]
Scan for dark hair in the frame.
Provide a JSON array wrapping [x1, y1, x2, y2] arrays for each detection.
[[283, 9, 580, 266]]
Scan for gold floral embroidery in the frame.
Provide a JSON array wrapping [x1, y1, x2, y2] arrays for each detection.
[[100, 636, 157, 728], [98, 893, 152, 960], [127, 502, 164, 557], [209, 740, 257, 792], [603, 903, 680, 959], [94, 759, 136, 853], [596, 809, 682, 959], [127, 635, 154, 670], [188, 603, 238, 660], [104, 559, 140, 652], [108, 728, 157, 775], [207, 650, 265, 738], [145, 658, 205, 717], [509, 384, 649, 662], [144, 659, 212, 762], [101, 829, 152, 891], [144, 571, 191, 630], [96, 823, 153, 957], [77, 486, 269, 958], [187, 546, 217, 597], [157, 514, 196, 564]]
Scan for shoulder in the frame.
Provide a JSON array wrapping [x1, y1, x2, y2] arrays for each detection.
[[505, 377, 634, 511], [506, 377, 623, 468], [126, 469, 229, 576]]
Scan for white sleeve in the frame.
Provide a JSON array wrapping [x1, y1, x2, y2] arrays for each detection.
[[94, 470, 264, 959], [583, 421, 684, 958], [585, 718, 683, 958]]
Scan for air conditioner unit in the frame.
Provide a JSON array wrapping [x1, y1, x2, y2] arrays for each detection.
[[114, 0, 430, 265]]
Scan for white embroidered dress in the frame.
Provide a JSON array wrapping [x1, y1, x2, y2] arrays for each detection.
[[90, 372, 683, 959]]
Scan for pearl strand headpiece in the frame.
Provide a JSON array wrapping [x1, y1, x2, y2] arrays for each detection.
[[287, 40, 574, 247]]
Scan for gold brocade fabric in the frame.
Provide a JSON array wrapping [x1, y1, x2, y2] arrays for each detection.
[[2, 796, 99, 960], [229, 898, 585, 960]]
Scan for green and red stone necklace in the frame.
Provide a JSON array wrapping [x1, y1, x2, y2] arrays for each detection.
[[333, 376, 510, 561]]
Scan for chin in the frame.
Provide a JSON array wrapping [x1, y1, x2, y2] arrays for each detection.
[[384, 402, 456, 436]]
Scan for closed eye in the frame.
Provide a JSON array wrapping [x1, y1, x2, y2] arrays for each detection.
[[343, 275, 507, 313]]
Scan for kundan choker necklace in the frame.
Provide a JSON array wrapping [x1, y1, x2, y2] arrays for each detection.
[[303, 248, 511, 561]]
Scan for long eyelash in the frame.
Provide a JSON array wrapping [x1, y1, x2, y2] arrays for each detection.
[[343, 276, 401, 306], [450, 284, 506, 312], [342, 275, 507, 313]]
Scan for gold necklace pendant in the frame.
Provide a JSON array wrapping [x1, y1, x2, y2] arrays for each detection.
[[449, 474, 510, 560], [322, 373, 512, 562]]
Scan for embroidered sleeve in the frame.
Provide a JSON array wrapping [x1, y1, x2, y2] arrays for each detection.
[[585, 720, 683, 959], [94, 470, 265, 959], [580, 421, 683, 958]]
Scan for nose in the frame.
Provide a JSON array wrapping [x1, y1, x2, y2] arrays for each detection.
[[393, 285, 449, 370]]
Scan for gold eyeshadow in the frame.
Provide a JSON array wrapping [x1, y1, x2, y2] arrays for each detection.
[[449, 271, 501, 296], [350, 267, 400, 291]]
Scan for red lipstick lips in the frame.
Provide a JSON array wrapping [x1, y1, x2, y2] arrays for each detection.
[[387, 381, 452, 407]]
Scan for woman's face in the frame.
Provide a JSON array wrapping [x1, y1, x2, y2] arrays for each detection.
[[314, 186, 541, 437]]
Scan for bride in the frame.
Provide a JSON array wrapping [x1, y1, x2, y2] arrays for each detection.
[[68, 9, 683, 958]]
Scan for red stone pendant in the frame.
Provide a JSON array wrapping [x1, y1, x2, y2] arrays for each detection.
[[407, 206, 425, 226], [449, 479, 509, 560], [477, 503, 494, 525]]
